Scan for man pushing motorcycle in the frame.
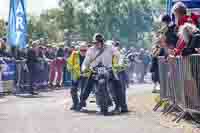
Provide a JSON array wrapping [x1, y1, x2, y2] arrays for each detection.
[[77, 33, 124, 115]]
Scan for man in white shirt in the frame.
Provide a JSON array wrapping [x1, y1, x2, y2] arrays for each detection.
[[78, 33, 120, 113], [82, 36, 120, 72]]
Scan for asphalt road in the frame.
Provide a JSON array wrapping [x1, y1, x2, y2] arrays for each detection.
[[0, 84, 185, 133]]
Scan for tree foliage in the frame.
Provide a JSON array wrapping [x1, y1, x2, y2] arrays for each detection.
[[0, 19, 6, 37], [27, 0, 164, 48], [58, 0, 157, 47], [28, 9, 64, 43]]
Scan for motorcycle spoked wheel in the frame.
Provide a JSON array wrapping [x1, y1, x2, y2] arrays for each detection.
[[97, 80, 110, 116]]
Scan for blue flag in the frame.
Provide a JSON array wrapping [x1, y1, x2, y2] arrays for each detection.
[[8, 0, 28, 49], [167, 0, 173, 15], [167, 0, 200, 14]]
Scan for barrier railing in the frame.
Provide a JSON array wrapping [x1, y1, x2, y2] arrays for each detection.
[[0, 58, 72, 95], [154, 55, 200, 123], [0, 58, 16, 94]]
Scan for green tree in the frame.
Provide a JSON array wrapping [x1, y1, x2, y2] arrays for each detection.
[[28, 8, 65, 42], [0, 19, 6, 37], [39, 0, 164, 48]]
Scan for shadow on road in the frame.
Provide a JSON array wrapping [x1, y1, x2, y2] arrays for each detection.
[[80, 109, 133, 117], [80, 109, 98, 115], [15, 94, 52, 99]]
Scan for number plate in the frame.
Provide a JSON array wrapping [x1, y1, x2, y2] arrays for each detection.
[[97, 67, 106, 74]]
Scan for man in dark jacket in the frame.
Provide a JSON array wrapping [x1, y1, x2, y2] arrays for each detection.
[[27, 45, 39, 95], [161, 14, 178, 49]]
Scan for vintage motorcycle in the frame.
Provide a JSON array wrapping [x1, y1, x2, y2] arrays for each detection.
[[91, 63, 113, 115]]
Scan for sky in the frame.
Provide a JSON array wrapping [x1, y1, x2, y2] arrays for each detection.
[[0, 0, 59, 20]]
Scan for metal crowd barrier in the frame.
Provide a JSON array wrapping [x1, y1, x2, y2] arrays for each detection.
[[153, 56, 176, 111], [154, 55, 200, 123], [0, 58, 16, 94], [179, 55, 200, 120], [15, 59, 51, 94], [0, 56, 73, 95], [15, 60, 29, 93]]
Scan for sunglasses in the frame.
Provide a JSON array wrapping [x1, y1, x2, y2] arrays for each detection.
[[80, 49, 87, 52]]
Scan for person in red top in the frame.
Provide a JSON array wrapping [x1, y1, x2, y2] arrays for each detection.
[[171, 2, 200, 56], [172, 2, 199, 27]]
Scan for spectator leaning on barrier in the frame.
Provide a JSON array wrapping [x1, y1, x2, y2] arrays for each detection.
[[171, 2, 200, 56], [167, 23, 200, 63], [176, 23, 200, 104], [178, 23, 200, 56], [172, 2, 200, 28]]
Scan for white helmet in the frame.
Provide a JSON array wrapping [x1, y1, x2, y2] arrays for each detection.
[[79, 41, 88, 49], [105, 40, 114, 46]]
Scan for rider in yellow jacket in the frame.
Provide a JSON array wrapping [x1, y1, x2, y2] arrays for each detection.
[[67, 42, 88, 110]]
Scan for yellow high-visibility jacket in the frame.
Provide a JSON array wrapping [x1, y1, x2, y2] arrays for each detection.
[[67, 51, 81, 80], [112, 54, 128, 73], [112, 55, 119, 72], [67, 51, 91, 80]]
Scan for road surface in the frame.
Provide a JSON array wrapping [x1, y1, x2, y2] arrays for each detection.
[[0, 84, 185, 133]]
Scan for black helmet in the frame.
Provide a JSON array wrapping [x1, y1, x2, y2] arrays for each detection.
[[93, 33, 104, 43], [114, 41, 120, 47]]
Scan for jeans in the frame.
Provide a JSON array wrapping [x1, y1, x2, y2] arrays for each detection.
[[27, 63, 37, 93], [80, 78, 95, 105], [110, 71, 128, 110], [71, 77, 87, 106]]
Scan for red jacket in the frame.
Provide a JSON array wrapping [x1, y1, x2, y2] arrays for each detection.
[[178, 13, 199, 27], [174, 37, 186, 56], [175, 13, 200, 56]]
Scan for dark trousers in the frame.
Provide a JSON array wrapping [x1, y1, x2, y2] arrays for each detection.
[[71, 77, 87, 106], [111, 71, 128, 110], [63, 65, 67, 85], [80, 77, 96, 105], [80, 76, 112, 108], [28, 64, 37, 93]]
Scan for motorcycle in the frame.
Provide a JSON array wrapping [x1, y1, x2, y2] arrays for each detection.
[[91, 63, 113, 115]]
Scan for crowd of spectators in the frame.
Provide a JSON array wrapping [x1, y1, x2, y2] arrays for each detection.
[[150, 1, 200, 92], [0, 38, 78, 95]]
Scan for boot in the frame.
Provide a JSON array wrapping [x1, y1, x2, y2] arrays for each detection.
[[76, 103, 84, 111], [70, 91, 79, 110], [56, 83, 61, 88], [121, 105, 129, 113], [112, 107, 121, 114], [70, 105, 77, 110], [101, 107, 109, 116], [30, 91, 39, 96], [49, 83, 54, 89]]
